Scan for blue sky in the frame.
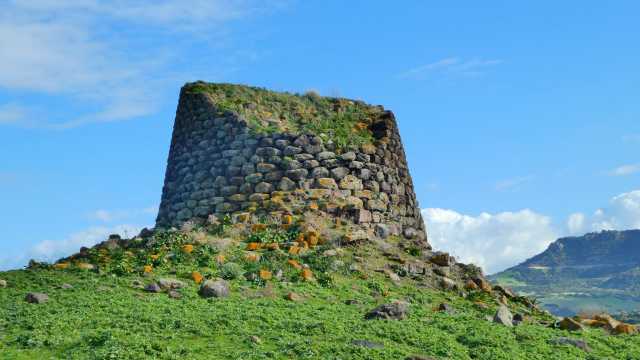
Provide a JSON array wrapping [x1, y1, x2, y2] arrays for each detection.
[[1, 1, 639, 273]]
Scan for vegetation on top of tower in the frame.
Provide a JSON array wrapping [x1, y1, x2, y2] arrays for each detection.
[[183, 82, 384, 151]]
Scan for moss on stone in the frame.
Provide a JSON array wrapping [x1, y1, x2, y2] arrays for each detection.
[[183, 81, 382, 150]]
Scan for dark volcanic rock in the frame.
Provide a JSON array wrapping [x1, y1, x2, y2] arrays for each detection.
[[365, 301, 409, 320]]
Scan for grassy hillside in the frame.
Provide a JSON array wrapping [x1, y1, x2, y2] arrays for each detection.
[[1, 226, 639, 359]]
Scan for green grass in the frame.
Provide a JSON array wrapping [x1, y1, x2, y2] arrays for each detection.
[[184, 82, 379, 151], [1, 228, 639, 359], [2, 269, 639, 359]]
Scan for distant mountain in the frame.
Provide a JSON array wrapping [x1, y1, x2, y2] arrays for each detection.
[[490, 230, 640, 316]]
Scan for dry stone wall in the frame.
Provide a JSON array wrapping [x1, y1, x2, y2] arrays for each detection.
[[156, 85, 428, 248]]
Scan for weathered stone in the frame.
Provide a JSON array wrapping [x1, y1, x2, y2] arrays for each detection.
[[549, 337, 591, 352], [283, 145, 302, 156], [303, 159, 320, 169], [365, 301, 410, 320], [228, 193, 247, 202], [367, 199, 387, 211], [339, 175, 363, 191], [245, 173, 263, 184], [256, 147, 281, 157], [158, 278, 185, 290], [199, 279, 230, 298], [558, 317, 585, 331], [248, 193, 270, 202], [311, 167, 329, 178], [340, 151, 356, 161], [331, 167, 349, 180], [493, 305, 513, 327], [613, 323, 638, 335], [286, 168, 308, 180], [144, 283, 162, 293], [375, 224, 391, 238], [256, 163, 276, 173], [430, 252, 453, 267], [440, 277, 457, 290], [285, 292, 302, 301], [254, 182, 273, 193], [316, 178, 338, 190], [25, 292, 48, 304], [278, 177, 296, 191], [316, 151, 335, 161]]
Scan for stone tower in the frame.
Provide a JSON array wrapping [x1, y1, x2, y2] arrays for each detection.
[[156, 82, 428, 249]]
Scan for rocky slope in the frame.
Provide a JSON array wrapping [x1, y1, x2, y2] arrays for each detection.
[[491, 230, 640, 316]]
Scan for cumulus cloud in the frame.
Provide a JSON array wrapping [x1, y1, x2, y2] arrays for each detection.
[[0, 0, 281, 128], [423, 208, 557, 274], [608, 164, 640, 176], [0, 224, 145, 271], [424, 189, 640, 274], [31, 224, 143, 263], [567, 190, 640, 234], [399, 57, 503, 79]]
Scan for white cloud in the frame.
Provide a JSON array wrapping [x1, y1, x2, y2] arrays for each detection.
[[608, 164, 640, 176], [423, 208, 557, 274], [586, 190, 640, 231], [0, 0, 280, 128], [30, 224, 143, 263], [399, 57, 503, 79], [494, 176, 533, 191], [0, 224, 146, 270], [567, 213, 585, 234]]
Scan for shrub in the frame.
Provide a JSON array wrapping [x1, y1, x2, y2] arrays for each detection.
[[220, 262, 244, 280]]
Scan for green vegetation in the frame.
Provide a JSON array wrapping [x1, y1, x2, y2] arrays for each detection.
[[2, 228, 639, 359], [184, 82, 380, 150]]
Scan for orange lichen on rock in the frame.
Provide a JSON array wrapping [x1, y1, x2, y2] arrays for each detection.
[[245, 253, 261, 262], [282, 214, 293, 225], [53, 263, 70, 270], [259, 269, 272, 280], [76, 262, 95, 270], [191, 271, 204, 284], [287, 259, 302, 269], [301, 268, 314, 281], [613, 323, 638, 335], [251, 224, 267, 232], [182, 244, 194, 254], [246, 242, 261, 250], [150, 254, 160, 261], [288, 246, 300, 255], [143, 265, 153, 273]]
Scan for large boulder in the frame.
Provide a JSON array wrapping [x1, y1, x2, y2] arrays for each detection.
[[558, 317, 585, 331], [365, 301, 410, 320], [158, 278, 186, 290], [493, 305, 513, 327], [199, 279, 230, 298], [25, 292, 49, 304]]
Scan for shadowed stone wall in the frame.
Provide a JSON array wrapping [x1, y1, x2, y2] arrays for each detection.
[[156, 83, 428, 248]]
